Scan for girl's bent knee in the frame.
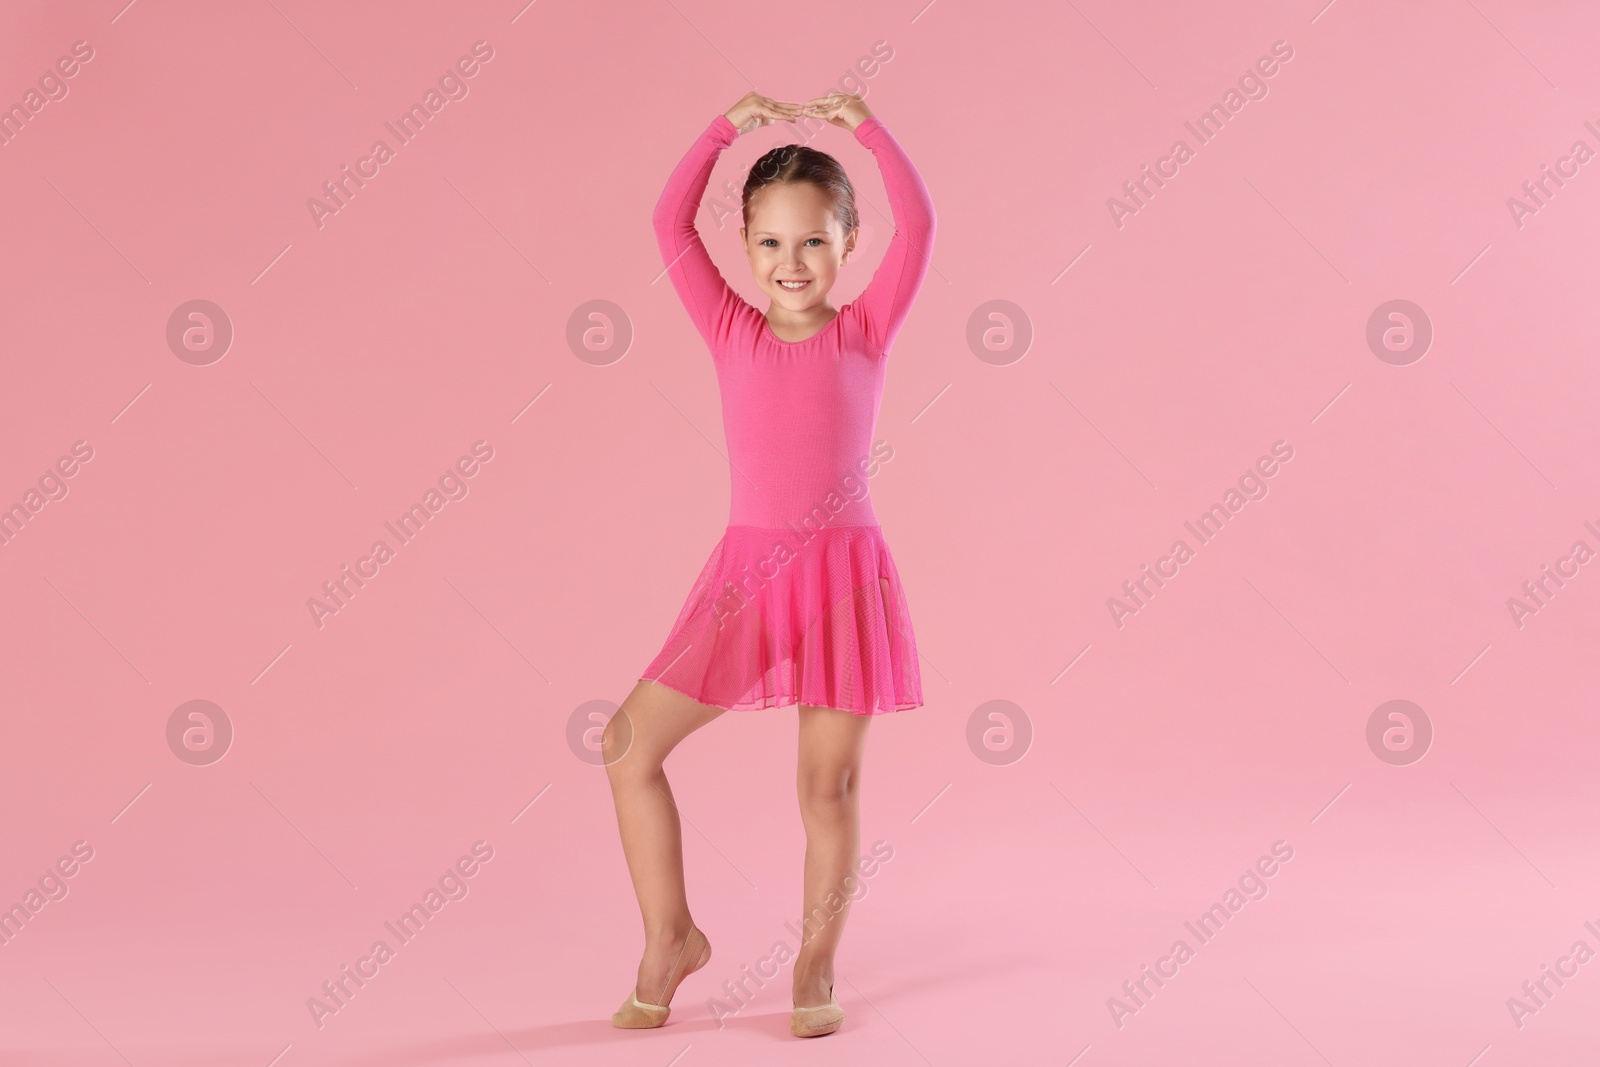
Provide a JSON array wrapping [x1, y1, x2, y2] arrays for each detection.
[[601, 711, 644, 776]]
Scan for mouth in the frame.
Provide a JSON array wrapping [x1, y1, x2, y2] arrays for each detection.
[[776, 279, 812, 292]]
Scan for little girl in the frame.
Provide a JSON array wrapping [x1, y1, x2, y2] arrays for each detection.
[[604, 89, 935, 1039]]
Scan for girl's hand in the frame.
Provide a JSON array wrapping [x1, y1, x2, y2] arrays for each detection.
[[799, 91, 873, 132], [724, 92, 805, 136]]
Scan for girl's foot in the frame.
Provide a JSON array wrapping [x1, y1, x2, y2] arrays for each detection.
[[634, 925, 701, 1004], [612, 924, 712, 1029], [790, 980, 844, 1037], [791, 963, 835, 1009]]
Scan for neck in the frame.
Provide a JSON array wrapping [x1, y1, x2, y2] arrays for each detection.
[[766, 304, 837, 328]]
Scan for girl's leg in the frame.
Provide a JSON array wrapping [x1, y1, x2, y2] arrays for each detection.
[[792, 703, 873, 1007], [604, 678, 727, 1002]]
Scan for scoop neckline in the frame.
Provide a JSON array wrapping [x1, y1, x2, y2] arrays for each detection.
[[762, 306, 845, 346]]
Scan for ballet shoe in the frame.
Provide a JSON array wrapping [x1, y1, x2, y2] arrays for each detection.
[[611, 925, 712, 1029], [790, 980, 844, 1038]]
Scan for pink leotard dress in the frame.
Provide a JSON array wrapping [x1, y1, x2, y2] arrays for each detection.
[[639, 112, 935, 715]]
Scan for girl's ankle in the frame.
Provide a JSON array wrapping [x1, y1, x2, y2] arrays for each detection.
[[644, 920, 695, 949]]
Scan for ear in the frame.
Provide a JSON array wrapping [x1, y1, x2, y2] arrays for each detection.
[[842, 226, 859, 261]]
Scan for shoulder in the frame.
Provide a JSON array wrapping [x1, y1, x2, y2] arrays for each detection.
[[836, 301, 879, 351], [724, 293, 768, 340]]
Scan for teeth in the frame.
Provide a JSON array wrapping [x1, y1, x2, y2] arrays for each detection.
[[779, 280, 809, 289]]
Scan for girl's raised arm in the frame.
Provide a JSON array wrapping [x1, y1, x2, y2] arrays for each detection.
[[651, 116, 741, 352], [652, 94, 803, 353], [838, 107, 937, 359]]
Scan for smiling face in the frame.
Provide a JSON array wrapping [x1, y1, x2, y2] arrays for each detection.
[[741, 181, 858, 313]]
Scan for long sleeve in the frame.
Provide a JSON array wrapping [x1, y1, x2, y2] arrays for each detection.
[[652, 113, 744, 355], [850, 116, 936, 358]]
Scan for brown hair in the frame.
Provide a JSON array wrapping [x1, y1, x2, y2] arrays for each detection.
[[742, 143, 859, 235]]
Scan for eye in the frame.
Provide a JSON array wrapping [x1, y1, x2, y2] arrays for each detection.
[[805, 238, 824, 246]]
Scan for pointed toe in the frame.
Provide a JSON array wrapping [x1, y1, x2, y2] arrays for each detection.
[[610, 925, 712, 1030]]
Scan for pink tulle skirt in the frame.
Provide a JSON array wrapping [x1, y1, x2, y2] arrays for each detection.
[[640, 524, 924, 715]]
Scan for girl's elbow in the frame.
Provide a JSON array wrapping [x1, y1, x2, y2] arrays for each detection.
[[651, 206, 685, 249], [651, 187, 685, 228]]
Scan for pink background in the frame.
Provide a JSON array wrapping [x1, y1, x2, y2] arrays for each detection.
[[3, 0, 1599, 1063]]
